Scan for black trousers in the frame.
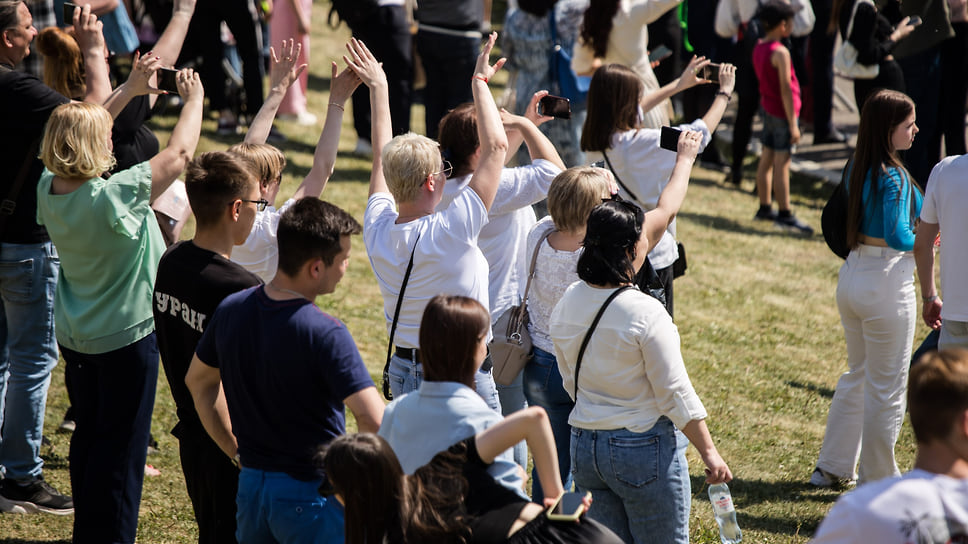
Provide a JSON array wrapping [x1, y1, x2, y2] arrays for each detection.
[[177, 423, 240, 544], [351, 5, 413, 140]]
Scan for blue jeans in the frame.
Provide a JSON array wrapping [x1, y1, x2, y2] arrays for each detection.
[[0, 241, 59, 481], [236, 468, 344, 544], [388, 354, 501, 412], [496, 370, 528, 467], [523, 346, 574, 501], [570, 418, 691, 544]]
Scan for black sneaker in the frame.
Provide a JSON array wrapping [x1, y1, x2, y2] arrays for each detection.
[[775, 214, 815, 235], [0, 476, 74, 515], [754, 207, 778, 221]]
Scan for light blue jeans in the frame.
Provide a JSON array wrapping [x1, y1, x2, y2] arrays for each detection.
[[570, 417, 691, 544], [0, 241, 59, 480], [496, 370, 528, 468], [388, 354, 501, 412], [236, 468, 344, 544], [523, 346, 574, 501]]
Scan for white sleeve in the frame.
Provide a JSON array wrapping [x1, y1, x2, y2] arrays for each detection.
[[629, 0, 684, 24], [364, 193, 396, 248], [810, 498, 862, 543], [438, 189, 489, 242], [920, 159, 948, 224], [791, 0, 816, 36], [489, 161, 563, 216], [638, 314, 707, 429], [715, 0, 741, 37]]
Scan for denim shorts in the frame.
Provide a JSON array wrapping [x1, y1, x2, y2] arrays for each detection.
[[760, 110, 795, 152]]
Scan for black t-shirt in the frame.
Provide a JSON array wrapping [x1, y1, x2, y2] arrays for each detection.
[[111, 95, 159, 173], [0, 67, 69, 243], [153, 241, 262, 436], [450, 437, 530, 544]]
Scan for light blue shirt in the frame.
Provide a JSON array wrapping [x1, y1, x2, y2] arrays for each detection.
[[378, 381, 528, 499]]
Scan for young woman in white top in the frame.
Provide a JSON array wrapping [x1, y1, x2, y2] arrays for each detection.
[[550, 130, 732, 544]]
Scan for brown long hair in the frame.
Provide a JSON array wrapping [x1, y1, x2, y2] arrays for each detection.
[[828, 0, 854, 34], [579, 0, 620, 58], [581, 63, 643, 152], [420, 295, 490, 388], [36, 27, 85, 99], [845, 89, 919, 249]]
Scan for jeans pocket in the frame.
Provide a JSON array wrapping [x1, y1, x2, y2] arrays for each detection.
[[387, 361, 407, 391], [0, 258, 35, 303], [268, 497, 328, 542], [607, 434, 660, 488]]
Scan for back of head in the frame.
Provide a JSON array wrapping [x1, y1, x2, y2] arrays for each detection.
[[757, 0, 799, 31], [184, 151, 259, 229], [382, 132, 441, 203], [437, 103, 477, 178], [276, 198, 362, 277], [35, 27, 84, 98], [581, 63, 643, 152], [419, 295, 490, 387], [577, 200, 643, 285], [227, 142, 286, 188], [548, 167, 611, 232], [40, 102, 116, 179], [909, 349, 968, 445]]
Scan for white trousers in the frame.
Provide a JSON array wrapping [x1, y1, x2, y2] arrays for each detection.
[[817, 244, 915, 483]]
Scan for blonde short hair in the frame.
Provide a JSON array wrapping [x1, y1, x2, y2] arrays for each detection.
[[548, 167, 611, 232], [381, 132, 440, 203], [227, 142, 286, 187], [40, 102, 116, 179]]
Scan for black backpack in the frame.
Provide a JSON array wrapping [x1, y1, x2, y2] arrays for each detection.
[[328, 0, 380, 31]]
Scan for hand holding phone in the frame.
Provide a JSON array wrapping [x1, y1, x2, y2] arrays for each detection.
[[538, 94, 571, 120], [157, 68, 180, 94], [547, 491, 591, 521], [659, 126, 682, 152], [907, 15, 922, 26], [648, 44, 673, 64], [702, 63, 721, 83], [63, 1, 78, 23]]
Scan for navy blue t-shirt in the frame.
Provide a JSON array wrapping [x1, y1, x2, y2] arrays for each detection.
[[195, 285, 374, 480]]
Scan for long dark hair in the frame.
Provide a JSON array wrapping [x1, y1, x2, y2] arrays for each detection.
[[845, 89, 919, 249], [579, 0, 620, 58], [321, 433, 470, 544], [420, 295, 490, 388], [828, 0, 853, 34], [581, 63, 643, 152], [578, 200, 644, 286]]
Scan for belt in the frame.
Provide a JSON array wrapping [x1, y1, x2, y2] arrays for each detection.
[[855, 244, 910, 257], [394, 346, 493, 372]]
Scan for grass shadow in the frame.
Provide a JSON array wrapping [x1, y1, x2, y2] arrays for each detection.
[[678, 210, 818, 240], [0, 540, 72, 544], [786, 380, 836, 400]]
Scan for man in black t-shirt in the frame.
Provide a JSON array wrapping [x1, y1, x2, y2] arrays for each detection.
[[152, 151, 262, 543]]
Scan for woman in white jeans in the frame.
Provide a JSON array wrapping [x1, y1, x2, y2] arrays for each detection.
[[812, 89, 923, 488]]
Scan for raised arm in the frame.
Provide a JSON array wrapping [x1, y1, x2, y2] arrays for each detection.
[[246, 39, 308, 144], [102, 51, 163, 118], [501, 92, 564, 170], [72, 5, 112, 105], [293, 61, 362, 199], [475, 406, 564, 500], [148, 68, 204, 202], [640, 56, 710, 116], [503, 90, 554, 164], [185, 355, 238, 459], [700, 63, 736, 131], [145, 0, 195, 107], [344, 38, 391, 197], [643, 129, 700, 254], [467, 32, 509, 211]]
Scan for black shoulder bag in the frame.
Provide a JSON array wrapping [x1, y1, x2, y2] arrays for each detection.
[[573, 286, 634, 397], [382, 232, 421, 401]]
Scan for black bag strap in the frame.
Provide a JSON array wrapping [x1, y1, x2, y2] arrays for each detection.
[[520, 228, 553, 307], [382, 231, 421, 401], [602, 150, 643, 205], [573, 285, 634, 397]]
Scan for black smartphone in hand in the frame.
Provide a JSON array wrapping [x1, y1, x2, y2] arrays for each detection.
[[659, 126, 682, 152], [538, 95, 571, 120], [157, 68, 179, 93], [908, 15, 922, 26], [63, 1, 78, 23], [702, 63, 721, 83]]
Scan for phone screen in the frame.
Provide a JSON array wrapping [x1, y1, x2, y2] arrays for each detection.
[[702, 63, 721, 83], [157, 69, 179, 94], [908, 15, 922, 26], [648, 45, 673, 63], [63, 2, 78, 23], [659, 126, 682, 152], [539, 95, 571, 120], [551, 492, 587, 517]]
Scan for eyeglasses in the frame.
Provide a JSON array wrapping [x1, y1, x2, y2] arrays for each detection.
[[233, 198, 269, 211], [433, 160, 453, 179]]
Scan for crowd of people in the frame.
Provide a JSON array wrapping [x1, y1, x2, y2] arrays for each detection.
[[1, 0, 968, 542]]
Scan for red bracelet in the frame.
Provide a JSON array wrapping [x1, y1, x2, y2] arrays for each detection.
[[473, 75, 488, 83]]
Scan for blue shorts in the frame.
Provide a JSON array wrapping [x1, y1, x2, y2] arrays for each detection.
[[760, 110, 796, 152]]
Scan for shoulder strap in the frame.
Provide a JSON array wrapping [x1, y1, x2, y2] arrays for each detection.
[[521, 228, 553, 305], [846, 0, 869, 37], [549, 9, 560, 46], [573, 285, 634, 397], [382, 231, 422, 400], [602, 150, 643, 205]]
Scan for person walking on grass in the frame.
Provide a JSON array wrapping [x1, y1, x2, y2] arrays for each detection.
[[752, 0, 813, 234]]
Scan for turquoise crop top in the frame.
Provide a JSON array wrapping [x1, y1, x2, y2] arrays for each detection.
[[847, 164, 922, 251]]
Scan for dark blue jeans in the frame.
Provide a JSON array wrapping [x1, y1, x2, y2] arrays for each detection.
[[415, 29, 478, 139], [63, 333, 158, 544]]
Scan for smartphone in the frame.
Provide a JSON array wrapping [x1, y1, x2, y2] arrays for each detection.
[[702, 62, 721, 83], [659, 125, 682, 152], [908, 15, 922, 26], [157, 68, 179, 94], [63, 1, 78, 23], [538, 94, 571, 120], [547, 491, 591, 521], [648, 44, 673, 63]]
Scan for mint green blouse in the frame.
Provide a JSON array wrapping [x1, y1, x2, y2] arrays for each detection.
[[37, 162, 164, 354]]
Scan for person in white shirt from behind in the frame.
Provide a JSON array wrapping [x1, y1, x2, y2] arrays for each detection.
[[435, 90, 565, 463], [811, 348, 968, 544]]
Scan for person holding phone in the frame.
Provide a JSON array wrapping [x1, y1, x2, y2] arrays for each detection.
[[581, 57, 735, 318], [323, 297, 623, 544]]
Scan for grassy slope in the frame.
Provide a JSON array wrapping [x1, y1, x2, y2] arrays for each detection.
[[0, 7, 927, 543]]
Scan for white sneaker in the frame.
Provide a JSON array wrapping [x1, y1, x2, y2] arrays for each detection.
[[278, 111, 318, 126], [809, 467, 856, 489], [353, 139, 373, 158]]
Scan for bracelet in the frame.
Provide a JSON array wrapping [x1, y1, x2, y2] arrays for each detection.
[[231, 454, 241, 468], [328, 102, 344, 111], [473, 75, 488, 83], [923, 294, 940, 303], [716, 90, 732, 100]]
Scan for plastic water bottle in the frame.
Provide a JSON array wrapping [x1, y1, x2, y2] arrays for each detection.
[[708, 483, 742, 544]]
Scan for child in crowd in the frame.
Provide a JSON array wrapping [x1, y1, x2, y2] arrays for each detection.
[[752, 0, 813, 234]]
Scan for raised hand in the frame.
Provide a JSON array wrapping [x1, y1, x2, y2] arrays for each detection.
[[675, 55, 712, 92], [268, 39, 308, 92], [473, 32, 506, 84], [676, 129, 703, 162], [176, 68, 203, 102], [125, 51, 165, 96], [343, 38, 387, 89], [717, 63, 737, 97]]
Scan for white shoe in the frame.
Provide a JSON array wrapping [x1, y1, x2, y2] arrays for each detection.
[[353, 139, 373, 158], [278, 111, 318, 126], [809, 467, 856, 489]]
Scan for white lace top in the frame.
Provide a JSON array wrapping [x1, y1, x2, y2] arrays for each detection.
[[525, 217, 582, 353]]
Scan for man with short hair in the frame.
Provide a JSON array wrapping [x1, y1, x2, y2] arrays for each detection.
[[153, 151, 263, 543], [811, 348, 968, 543], [186, 197, 383, 543]]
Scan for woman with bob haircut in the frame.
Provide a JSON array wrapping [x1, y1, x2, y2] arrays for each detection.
[[34, 65, 203, 544], [581, 58, 736, 318], [550, 129, 732, 543], [379, 295, 527, 499], [811, 89, 922, 489]]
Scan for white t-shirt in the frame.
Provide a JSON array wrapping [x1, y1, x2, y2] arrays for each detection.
[[525, 217, 580, 353], [437, 160, 561, 321], [550, 282, 707, 432], [230, 198, 296, 283], [365, 190, 490, 349], [585, 119, 710, 269], [811, 469, 968, 543], [921, 155, 968, 321]]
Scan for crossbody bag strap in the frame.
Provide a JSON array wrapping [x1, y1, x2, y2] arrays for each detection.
[[382, 231, 422, 400], [573, 285, 634, 397], [602, 150, 643, 205], [845, 0, 867, 40], [520, 228, 553, 305]]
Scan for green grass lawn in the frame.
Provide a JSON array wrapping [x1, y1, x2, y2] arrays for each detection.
[[0, 7, 929, 543]]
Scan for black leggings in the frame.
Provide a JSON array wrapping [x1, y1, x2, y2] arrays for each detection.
[[507, 513, 624, 544]]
